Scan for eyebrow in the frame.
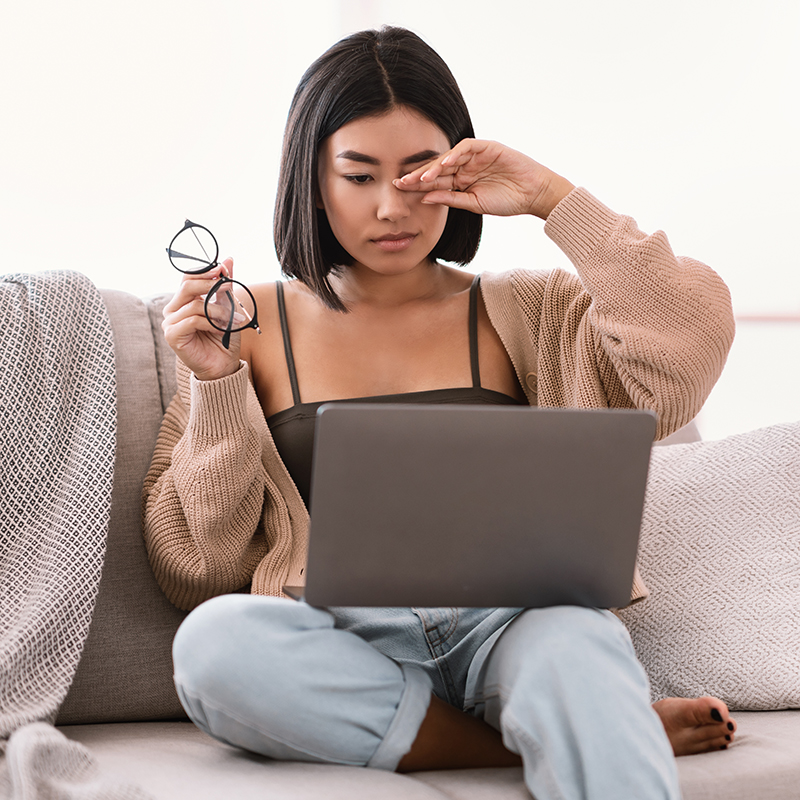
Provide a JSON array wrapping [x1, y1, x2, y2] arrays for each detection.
[[336, 149, 440, 167]]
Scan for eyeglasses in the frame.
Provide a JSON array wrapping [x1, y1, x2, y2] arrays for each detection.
[[166, 219, 261, 350]]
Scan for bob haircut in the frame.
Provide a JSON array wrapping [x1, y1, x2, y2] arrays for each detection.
[[274, 26, 482, 312]]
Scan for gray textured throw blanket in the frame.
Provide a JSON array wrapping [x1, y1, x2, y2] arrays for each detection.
[[0, 271, 150, 798]]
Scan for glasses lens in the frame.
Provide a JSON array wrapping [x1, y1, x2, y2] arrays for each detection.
[[168, 224, 218, 274], [206, 280, 257, 333]]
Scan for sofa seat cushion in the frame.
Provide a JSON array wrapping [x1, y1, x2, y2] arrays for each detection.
[[59, 711, 800, 800], [414, 711, 800, 800], [673, 710, 800, 800], [58, 721, 454, 800]]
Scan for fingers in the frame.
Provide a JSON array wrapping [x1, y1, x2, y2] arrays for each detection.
[[165, 294, 244, 332], [393, 139, 500, 214], [164, 310, 221, 348], [396, 138, 488, 189], [163, 258, 234, 316], [219, 256, 233, 279], [161, 256, 244, 378], [422, 189, 485, 213]]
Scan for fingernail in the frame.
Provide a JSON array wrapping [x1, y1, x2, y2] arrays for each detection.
[[727, 722, 734, 731], [421, 170, 432, 181], [720, 744, 727, 750], [441, 155, 451, 165], [725, 734, 731, 741], [710, 708, 723, 722]]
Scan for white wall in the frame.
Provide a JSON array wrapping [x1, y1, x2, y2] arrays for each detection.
[[2, 0, 798, 439]]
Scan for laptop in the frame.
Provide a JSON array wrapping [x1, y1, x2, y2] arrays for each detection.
[[284, 403, 656, 608]]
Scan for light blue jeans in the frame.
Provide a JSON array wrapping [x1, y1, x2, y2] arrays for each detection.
[[173, 596, 681, 800]]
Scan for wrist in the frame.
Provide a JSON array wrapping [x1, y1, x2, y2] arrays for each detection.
[[193, 360, 242, 382], [531, 174, 575, 220]]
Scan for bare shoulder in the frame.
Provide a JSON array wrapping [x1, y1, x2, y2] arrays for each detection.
[[240, 279, 309, 417], [248, 279, 279, 305], [239, 280, 285, 378]]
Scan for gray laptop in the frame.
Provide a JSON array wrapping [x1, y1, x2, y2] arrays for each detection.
[[284, 403, 656, 608]]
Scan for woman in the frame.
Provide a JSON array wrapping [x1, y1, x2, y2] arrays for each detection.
[[144, 26, 736, 800]]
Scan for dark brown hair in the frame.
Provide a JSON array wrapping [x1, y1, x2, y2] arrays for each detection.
[[273, 26, 482, 311]]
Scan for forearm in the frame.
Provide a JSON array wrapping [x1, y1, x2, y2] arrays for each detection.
[[542, 188, 735, 436], [142, 364, 270, 610]]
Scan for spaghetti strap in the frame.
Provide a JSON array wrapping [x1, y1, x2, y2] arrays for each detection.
[[275, 282, 302, 406], [468, 274, 482, 388]]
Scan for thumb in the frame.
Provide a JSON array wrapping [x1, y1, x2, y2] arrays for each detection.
[[219, 256, 234, 279]]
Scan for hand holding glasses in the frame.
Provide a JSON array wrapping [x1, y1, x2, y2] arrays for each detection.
[[166, 220, 261, 350]]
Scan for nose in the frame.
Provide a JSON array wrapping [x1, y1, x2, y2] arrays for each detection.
[[377, 182, 411, 222]]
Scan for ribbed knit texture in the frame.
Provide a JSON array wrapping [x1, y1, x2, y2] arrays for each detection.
[[142, 188, 734, 611]]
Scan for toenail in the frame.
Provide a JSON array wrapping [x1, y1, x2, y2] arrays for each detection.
[[725, 734, 731, 741], [710, 708, 723, 722], [727, 722, 734, 731], [720, 745, 728, 750]]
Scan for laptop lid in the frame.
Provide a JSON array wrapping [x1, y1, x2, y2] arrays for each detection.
[[288, 403, 656, 608]]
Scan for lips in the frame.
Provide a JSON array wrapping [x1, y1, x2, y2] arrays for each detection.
[[373, 232, 415, 241], [371, 232, 417, 252]]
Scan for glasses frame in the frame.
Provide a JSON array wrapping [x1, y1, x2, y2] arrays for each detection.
[[166, 219, 261, 350]]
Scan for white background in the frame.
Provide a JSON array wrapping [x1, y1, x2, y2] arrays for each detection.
[[2, 0, 798, 440]]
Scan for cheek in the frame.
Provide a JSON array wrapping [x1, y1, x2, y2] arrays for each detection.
[[318, 188, 351, 241], [325, 184, 370, 228], [425, 203, 450, 240]]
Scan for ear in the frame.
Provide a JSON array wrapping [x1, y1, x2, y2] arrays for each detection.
[[315, 188, 325, 210]]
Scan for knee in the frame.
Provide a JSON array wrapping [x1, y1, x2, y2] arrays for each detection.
[[499, 606, 634, 671], [173, 594, 333, 695], [530, 605, 619, 637]]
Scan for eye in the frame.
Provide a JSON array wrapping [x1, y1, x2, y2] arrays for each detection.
[[345, 174, 372, 184]]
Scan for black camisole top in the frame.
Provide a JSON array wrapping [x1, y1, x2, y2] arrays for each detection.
[[266, 274, 524, 506]]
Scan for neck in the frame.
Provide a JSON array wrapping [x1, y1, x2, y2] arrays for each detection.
[[330, 259, 452, 309]]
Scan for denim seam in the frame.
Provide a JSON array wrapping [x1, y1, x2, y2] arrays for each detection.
[[502, 707, 566, 800], [426, 608, 459, 647], [468, 679, 507, 709], [416, 608, 459, 649], [417, 609, 459, 705], [436, 608, 459, 646]]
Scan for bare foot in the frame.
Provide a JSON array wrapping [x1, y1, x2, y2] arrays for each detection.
[[653, 696, 737, 756]]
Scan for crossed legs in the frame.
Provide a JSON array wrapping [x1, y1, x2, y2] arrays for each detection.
[[173, 596, 724, 800]]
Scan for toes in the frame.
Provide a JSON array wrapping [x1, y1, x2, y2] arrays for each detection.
[[653, 696, 738, 757], [699, 696, 736, 730], [710, 734, 733, 752], [679, 734, 733, 756], [688, 720, 733, 747]]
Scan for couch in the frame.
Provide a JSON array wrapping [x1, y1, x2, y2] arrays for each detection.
[[47, 283, 800, 799]]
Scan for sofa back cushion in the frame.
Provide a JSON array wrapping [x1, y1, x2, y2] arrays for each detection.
[[57, 289, 188, 724]]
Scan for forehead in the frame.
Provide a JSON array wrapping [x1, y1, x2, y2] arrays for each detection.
[[322, 106, 449, 162]]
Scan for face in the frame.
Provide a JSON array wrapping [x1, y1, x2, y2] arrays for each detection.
[[316, 105, 451, 276]]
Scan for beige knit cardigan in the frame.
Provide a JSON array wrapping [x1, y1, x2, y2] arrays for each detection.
[[142, 188, 735, 611]]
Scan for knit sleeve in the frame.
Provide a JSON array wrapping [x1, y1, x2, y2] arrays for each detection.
[[141, 361, 272, 610], [484, 188, 735, 440]]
